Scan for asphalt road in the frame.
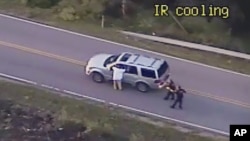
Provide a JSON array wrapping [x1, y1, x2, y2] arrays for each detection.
[[0, 14, 250, 134]]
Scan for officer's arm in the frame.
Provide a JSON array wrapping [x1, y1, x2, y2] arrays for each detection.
[[183, 89, 187, 93], [158, 82, 166, 89], [158, 83, 164, 89], [169, 88, 174, 92]]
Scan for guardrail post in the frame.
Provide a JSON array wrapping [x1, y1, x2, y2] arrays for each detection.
[[101, 15, 105, 28]]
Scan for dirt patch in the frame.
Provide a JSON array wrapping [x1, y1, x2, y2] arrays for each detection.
[[0, 99, 126, 141]]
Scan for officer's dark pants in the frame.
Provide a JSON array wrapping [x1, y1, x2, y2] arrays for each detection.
[[171, 95, 183, 109], [164, 91, 175, 100]]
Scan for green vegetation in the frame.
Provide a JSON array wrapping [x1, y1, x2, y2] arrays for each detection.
[[0, 0, 249, 75], [0, 80, 227, 141]]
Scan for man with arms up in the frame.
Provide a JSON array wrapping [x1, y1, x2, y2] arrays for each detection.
[[108, 64, 126, 90]]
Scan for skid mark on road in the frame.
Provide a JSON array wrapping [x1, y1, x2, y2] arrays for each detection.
[[0, 40, 250, 109]]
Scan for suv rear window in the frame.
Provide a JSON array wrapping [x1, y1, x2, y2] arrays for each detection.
[[157, 61, 168, 77], [141, 68, 156, 78]]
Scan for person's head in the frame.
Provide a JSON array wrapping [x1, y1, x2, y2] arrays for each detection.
[[178, 85, 181, 89], [178, 85, 185, 91]]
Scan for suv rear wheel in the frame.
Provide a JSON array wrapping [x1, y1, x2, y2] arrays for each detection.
[[92, 72, 104, 83], [136, 82, 149, 93]]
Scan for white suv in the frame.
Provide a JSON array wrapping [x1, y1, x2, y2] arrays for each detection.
[[85, 52, 170, 92]]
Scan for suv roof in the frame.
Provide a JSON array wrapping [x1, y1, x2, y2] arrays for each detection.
[[118, 52, 165, 69]]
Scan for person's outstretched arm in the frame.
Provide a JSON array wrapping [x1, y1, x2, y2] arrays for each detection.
[[107, 63, 116, 70], [183, 89, 187, 93], [158, 82, 167, 89]]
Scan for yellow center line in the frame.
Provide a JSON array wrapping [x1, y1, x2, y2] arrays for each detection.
[[188, 89, 250, 109], [0, 41, 86, 66], [0, 40, 249, 109]]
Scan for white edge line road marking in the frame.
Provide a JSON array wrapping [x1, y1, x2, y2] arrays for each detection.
[[41, 84, 54, 89], [62, 90, 105, 103], [0, 73, 37, 85], [0, 13, 249, 78], [0, 72, 229, 136]]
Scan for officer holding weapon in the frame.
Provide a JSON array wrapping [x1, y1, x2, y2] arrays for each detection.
[[158, 79, 177, 100], [170, 85, 186, 109]]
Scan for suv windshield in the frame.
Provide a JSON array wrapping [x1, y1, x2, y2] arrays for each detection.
[[157, 61, 168, 77], [104, 54, 120, 67]]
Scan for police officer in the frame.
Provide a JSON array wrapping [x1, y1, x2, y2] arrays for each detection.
[[170, 85, 186, 109], [164, 79, 176, 100]]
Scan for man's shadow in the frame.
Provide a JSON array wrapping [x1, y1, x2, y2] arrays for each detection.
[[105, 80, 160, 93]]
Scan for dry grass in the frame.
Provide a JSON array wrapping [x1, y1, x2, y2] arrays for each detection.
[[0, 80, 228, 141]]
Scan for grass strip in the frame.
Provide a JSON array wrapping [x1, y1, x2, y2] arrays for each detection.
[[0, 80, 227, 141]]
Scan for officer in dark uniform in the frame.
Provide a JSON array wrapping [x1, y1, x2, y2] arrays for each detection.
[[158, 79, 177, 100], [164, 79, 177, 100], [170, 85, 186, 109]]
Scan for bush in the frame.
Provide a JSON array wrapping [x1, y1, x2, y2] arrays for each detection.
[[26, 0, 61, 8], [59, 6, 80, 21], [77, 0, 108, 20]]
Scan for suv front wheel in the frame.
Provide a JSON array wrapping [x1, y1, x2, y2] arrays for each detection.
[[136, 82, 149, 93], [91, 72, 104, 83]]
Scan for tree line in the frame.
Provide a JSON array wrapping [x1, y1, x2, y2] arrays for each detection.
[[25, 0, 250, 36]]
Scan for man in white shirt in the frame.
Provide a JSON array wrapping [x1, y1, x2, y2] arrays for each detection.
[[108, 64, 126, 90]]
